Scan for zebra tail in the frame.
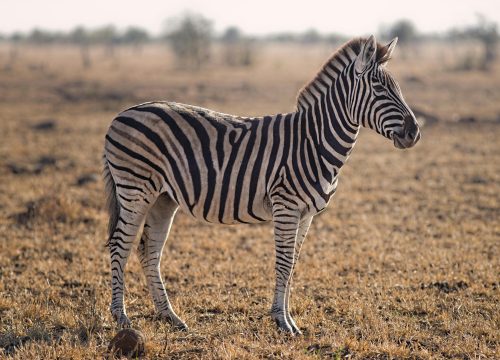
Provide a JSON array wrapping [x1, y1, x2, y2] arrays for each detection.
[[103, 156, 119, 248]]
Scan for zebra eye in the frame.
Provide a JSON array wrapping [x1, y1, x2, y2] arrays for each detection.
[[373, 84, 385, 93]]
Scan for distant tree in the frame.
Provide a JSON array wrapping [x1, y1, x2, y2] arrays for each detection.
[[221, 26, 242, 43], [221, 26, 255, 67], [91, 25, 118, 43], [300, 29, 322, 44], [123, 27, 149, 43], [91, 25, 119, 56], [164, 13, 213, 69], [10, 32, 24, 42], [266, 32, 297, 42], [384, 20, 418, 44], [69, 27, 87, 43], [69, 26, 91, 68], [467, 15, 498, 70], [447, 15, 499, 71], [5, 32, 24, 69], [28, 28, 57, 44], [324, 33, 348, 44]]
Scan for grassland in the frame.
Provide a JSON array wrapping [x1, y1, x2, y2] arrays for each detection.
[[0, 42, 499, 359]]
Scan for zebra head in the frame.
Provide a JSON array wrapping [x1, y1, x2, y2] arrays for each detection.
[[350, 35, 421, 149]]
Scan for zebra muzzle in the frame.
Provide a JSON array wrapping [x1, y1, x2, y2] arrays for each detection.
[[394, 115, 421, 149]]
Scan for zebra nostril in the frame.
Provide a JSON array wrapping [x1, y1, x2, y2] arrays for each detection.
[[403, 115, 418, 141], [407, 130, 415, 140]]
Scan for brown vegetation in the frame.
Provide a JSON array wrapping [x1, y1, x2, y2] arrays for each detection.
[[0, 42, 499, 359]]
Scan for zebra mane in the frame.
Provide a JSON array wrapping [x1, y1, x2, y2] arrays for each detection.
[[296, 37, 392, 110]]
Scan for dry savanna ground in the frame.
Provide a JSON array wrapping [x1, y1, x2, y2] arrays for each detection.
[[0, 42, 499, 359]]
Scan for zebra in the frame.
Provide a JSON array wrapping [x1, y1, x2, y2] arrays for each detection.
[[103, 35, 420, 335]]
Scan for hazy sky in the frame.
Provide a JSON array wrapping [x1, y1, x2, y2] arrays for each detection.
[[1, 0, 499, 36]]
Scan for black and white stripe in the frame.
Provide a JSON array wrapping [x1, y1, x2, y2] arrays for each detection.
[[103, 35, 420, 334]]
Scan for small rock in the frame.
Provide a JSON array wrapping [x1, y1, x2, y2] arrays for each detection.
[[33, 156, 58, 174], [12, 201, 37, 226], [37, 156, 57, 166], [32, 120, 56, 131], [458, 116, 476, 123], [306, 344, 351, 358], [76, 173, 99, 186], [6, 156, 61, 175], [62, 250, 74, 263], [469, 176, 488, 184], [405, 75, 424, 84], [108, 328, 146, 359], [6, 163, 30, 174]]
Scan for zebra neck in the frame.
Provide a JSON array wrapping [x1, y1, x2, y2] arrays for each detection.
[[299, 88, 359, 184]]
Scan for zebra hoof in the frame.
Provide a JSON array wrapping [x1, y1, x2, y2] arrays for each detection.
[[287, 317, 303, 335], [289, 324, 302, 335], [160, 313, 188, 331], [113, 312, 131, 328], [172, 322, 189, 332], [273, 317, 295, 335]]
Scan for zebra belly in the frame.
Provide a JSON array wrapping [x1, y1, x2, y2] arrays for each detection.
[[170, 175, 273, 225]]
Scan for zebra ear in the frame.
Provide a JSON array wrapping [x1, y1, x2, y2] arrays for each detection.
[[355, 35, 377, 74], [385, 37, 398, 57], [379, 37, 398, 66]]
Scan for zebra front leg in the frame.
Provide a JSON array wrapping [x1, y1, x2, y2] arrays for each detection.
[[284, 216, 313, 335], [137, 194, 187, 330], [109, 206, 147, 327], [270, 205, 301, 334]]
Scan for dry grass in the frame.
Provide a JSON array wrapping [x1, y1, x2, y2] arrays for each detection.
[[0, 42, 499, 359]]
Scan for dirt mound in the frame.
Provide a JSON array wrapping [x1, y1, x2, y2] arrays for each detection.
[[421, 281, 469, 293], [12, 194, 92, 228]]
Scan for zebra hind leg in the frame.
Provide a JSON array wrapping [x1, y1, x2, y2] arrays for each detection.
[[108, 201, 148, 328], [137, 193, 187, 330]]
